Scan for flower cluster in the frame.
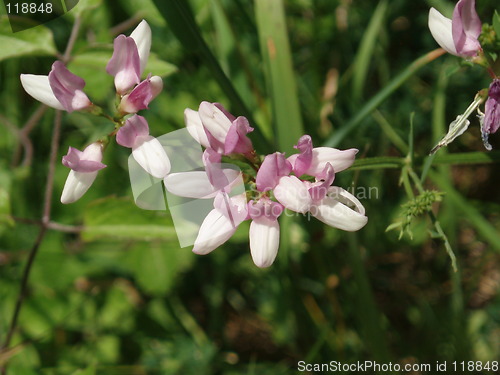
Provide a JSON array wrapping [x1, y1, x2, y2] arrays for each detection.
[[164, 102, 368, 267], [20, 22, 368, 268], [20, 20, 169, 203], [428, 0, 500, 152]]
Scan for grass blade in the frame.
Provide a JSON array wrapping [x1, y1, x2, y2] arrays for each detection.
[[352, 0, 388, 100], [324, 48, 446, 148], [255, 0, 304, 153]]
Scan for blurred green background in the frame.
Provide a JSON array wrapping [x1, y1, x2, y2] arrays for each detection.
[[1, 0, 500, 374]]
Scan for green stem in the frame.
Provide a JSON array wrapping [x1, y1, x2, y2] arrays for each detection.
[[324, 48, 446, 147]]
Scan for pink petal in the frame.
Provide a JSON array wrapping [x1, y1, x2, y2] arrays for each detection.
[[119, 75, 162, 114], [214, 102, 236, 122], [62, 143, 106, 173], [255, 152, 292, 192], [290, 135, 313, 176], [483, 79, 500, 135], [224, 116, 254, 155], [308, 163, 335, 201], [106, 35, 141, 95], [116, 114, 150, 148], [48, 61, 91, 112], [452, 0, 481, 56]]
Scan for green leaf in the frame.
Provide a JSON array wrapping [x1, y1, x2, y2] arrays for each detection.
[[126, 242, 193, 295], [493, 10, 500, 38], [145, 53, 178, 77], [255, 0, 303, 153], [0, 16, 57, 61], [82, 197, 177, 241]]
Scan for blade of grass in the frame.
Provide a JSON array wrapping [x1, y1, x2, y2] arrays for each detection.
[[352, 0, 388, 101], [372, 110, 409, 154], [324, 48, 446, 148], [152, 0, 272, 153], [255, 0, 304, 153]]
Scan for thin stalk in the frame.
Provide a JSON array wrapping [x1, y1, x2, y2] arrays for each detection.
[[0, 110, 62, 368], [407, 168, 457, 271]]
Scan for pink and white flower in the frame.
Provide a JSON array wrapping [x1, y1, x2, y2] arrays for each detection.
[[428, 0, 482, 58], [192, 192, 248, 255], [21, 61, 92, 112], [255, 152, 292, 192], [184, 101, 254, 156], [116, 115, 171, 178], [248, 197, 283, 268], [61, 142, 106, 204], [118, 75, 163, 114], [310, 186, 368, 232], [106, 20, 163, 111], [287, 135, 357, 177], [481, 79, 500, 150]]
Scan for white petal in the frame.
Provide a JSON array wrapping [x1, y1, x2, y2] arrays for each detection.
[[150, 75, 163, 98], [164, 169, 240, 198], [132, 136, 171, 178], [249, 219, 280, 268], [273, 176, 312, 214], [20, 74, 65, 110], [82, 142, 104, 162], [192, 208, 237, 255], [198, 102, 232, 143], [61, 170, 98, 204], [130, 20, 152, 75], [310, 187, 367, 231], [184, 108, 210, 148], [308, 147, 357, 175], [428, 8, 459, 56]]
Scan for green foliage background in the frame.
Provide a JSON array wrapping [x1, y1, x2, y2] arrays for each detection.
[[1, 0, 500, 374]]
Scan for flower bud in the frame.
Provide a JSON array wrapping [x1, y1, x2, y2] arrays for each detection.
[[61, 143, 106, 204]]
